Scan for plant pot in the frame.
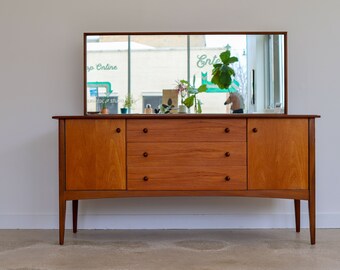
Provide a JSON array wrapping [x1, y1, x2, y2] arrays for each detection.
[[101, 108, 109, 114], [120, 108, 128, 114]]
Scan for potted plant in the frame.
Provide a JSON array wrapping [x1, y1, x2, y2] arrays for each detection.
[[100, 89, 113, 114], [211, 49, 238, 90], [180, 79, 207, 114], [121, 94, 135, 114]]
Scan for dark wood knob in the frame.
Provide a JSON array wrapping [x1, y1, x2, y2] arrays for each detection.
[[143, 128, 148, 133], [225, 176, 231, 181], [143, 176, 149, 181], [225, 128, 230, 133], [143, 152, 148, 157], [225, 152, 230, 157], [116, 128, 121, 133], [252, 128, 258, 133]]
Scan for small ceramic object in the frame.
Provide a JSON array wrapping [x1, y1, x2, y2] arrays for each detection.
[[178, 104, 187, 114], [120, 108, 128, 114], [144, 104, 153, 114]]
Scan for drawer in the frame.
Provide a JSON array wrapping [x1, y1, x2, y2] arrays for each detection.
[[127, 119, 246, 142], [128, 166, 247, 191], [127, 142, 246, 167]]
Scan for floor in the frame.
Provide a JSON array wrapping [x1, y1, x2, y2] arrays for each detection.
[[0, 229, 339, 270]]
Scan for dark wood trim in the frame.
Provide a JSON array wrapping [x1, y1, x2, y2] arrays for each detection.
[[84, 31, 288, 36], [63, 189, 309, 201], [58, 120, 66, 245], [284, 33, 288, 114], [294, 199, 300, 232], [72, 200, 78, 233], [53, 114, 320, 120], [308, 118, 316, 245], [83, 33, 87, 115]]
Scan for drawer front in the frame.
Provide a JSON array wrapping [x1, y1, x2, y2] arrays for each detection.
[[127, 119, 246, 142], [128, 166, 246, 191], [127, 142, 246, 167]]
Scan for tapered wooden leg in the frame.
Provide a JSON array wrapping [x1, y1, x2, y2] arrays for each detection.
[[309, 197, 316, 245], [59, 199, 66, 245], [72, 200, 78, 233], [308, 118, 316, 245], [294, 199, 300, 233]]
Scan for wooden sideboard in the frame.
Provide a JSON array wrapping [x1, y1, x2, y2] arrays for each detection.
[[53, 114, 319, 245]]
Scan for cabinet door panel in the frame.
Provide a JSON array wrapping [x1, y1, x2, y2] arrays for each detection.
[[66, 119, 126, 190], [248, 119, 308, 190]]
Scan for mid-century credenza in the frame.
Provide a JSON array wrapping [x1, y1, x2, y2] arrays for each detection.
[[53, 114, 319, 245]]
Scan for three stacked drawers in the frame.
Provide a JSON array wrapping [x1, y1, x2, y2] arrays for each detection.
[[127, 119, 247, 190]]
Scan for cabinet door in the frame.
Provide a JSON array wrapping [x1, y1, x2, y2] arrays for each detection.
[[248, 119, 308, 190], [65, 119, 126, 190]]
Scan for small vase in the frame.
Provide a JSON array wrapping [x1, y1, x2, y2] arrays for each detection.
[[178, 104, 187, 114], [120, 108, 128, 114]]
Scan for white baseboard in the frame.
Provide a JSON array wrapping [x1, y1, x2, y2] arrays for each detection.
[[0, 213, 339, 229]]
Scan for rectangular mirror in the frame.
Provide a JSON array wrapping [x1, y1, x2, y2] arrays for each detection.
[[84, 32, 287, 114]]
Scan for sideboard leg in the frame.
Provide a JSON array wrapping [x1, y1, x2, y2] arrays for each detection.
[[294, 199, 300, 232], [309, 197, 316, 245], [72, 200, 78, 233], [308, 118, 316, 245], [59, 199, 66, 245]]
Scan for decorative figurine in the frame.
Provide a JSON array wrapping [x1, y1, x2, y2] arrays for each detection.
[[224, 92, 245, 113]]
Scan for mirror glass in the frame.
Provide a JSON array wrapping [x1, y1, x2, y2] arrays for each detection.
[[85, 32, 286, 114]]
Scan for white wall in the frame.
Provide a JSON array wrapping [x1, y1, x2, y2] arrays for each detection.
[[1, 0, 339, 229]]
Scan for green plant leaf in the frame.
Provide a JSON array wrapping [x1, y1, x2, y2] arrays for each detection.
[[227, 56, 238, 64], [227, 66, 235, 76], [183, 95, 195, 108], [197, 84, 207, 93], [220, 50, 231, 64], [213, 63, 222, 69]]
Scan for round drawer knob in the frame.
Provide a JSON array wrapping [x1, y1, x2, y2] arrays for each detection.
[[225, 152, 230, 157], [143, 152, 148, 157], [143, 128, 148, 133], [225, 176, 231, 181], [225, 128, 230, 133], [116, 128, 121, 133], [143, 176, 149, 181], [252, 128, 258, 133]]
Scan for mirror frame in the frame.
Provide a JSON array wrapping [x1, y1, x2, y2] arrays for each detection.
[[83, 31, 288, 115]]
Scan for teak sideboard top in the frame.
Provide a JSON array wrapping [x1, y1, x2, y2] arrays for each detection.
[[53, 114, 319, 245], [53, 114, 320, 120]]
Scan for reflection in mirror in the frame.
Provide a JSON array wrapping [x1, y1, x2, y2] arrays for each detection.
[[85, 33, 286, 114]]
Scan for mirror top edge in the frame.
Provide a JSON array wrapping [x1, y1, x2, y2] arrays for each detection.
[[84, 31, 288, 36]]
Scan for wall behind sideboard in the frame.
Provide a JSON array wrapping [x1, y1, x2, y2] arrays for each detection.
[[0, 0, 339, 229]]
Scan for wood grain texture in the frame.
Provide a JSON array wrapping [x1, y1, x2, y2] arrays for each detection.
[[65, 119, 126, 190], [248, 119, 309, 190], [127, 142, 246, 167], [63, 189, 309, 200], [127, 119, 246, 142], [128, 166, 246, 191]]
